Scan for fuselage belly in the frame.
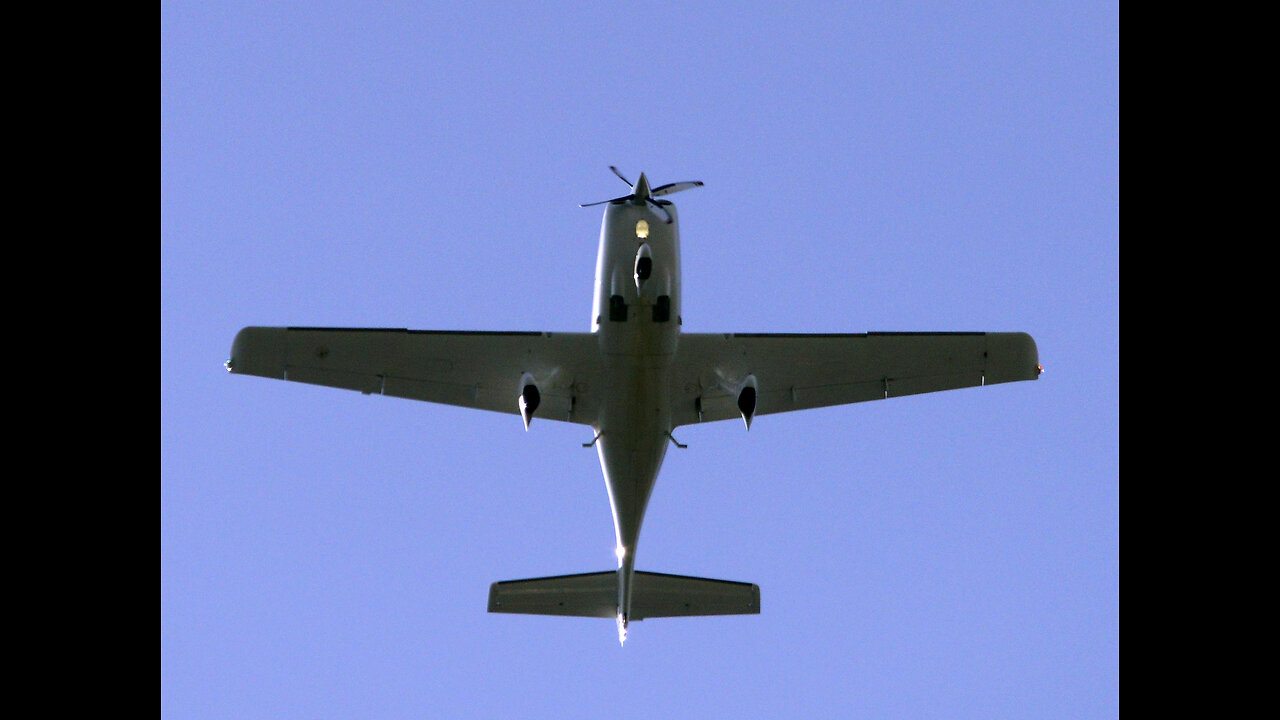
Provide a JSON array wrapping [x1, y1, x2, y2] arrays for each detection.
[[590, 201, 682, 626]]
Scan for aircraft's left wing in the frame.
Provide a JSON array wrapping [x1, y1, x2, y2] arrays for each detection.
[[669, 331, 1039, 427], [227, 327, 600, 425]]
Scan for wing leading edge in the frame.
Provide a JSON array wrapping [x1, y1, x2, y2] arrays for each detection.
[[227, 327, 601, 425], [670, 331, 1039, 427]]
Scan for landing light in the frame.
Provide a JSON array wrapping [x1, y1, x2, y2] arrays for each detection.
[[635, 220, 649, 239]]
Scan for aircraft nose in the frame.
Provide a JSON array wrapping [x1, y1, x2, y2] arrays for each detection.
[[634, 172, 650, 200]]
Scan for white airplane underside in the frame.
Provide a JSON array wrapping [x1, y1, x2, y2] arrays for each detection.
[[227, 169, 1040, 644]]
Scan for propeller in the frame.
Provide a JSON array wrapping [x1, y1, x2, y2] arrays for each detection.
[[579, 166, 703, 223]]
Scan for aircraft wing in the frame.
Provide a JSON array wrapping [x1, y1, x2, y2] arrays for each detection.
[[670, 332, 1039, 427], [227, 327, 600, 425]]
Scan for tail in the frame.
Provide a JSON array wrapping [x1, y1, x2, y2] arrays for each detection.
[[488, 570, 760, 620]]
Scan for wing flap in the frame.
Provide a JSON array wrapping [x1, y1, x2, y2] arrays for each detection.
[[790, 380, 884, 408]]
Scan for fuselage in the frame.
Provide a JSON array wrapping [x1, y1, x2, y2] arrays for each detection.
[[589, 199, 683, 631]]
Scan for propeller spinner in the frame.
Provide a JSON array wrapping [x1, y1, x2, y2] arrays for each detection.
[[580, 166, 703, 223]]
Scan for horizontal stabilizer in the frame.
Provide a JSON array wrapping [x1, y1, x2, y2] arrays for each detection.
[[629, 571, 760, 619], [488, 570, 760, 619], [488, 571, 617, 618]]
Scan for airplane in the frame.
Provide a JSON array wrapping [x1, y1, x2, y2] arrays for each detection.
[[226, 167, 1041, 645]]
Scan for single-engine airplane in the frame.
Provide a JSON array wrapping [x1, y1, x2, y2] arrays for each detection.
[[227, 167, 1040, 644]]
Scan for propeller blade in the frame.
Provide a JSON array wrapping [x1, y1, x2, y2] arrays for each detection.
[[650, 180, 704, 197], [580, 171, 700, 217], [579, 193, 634, 208], [647, 198, 673, 224], [609, 166, 633, 187]]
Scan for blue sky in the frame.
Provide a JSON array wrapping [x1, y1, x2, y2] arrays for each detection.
[[162, 3, 1117, 717]]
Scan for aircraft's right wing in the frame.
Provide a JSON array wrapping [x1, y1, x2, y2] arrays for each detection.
[[670, 332, 1039, 427], [227, 327, 601, 425]]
